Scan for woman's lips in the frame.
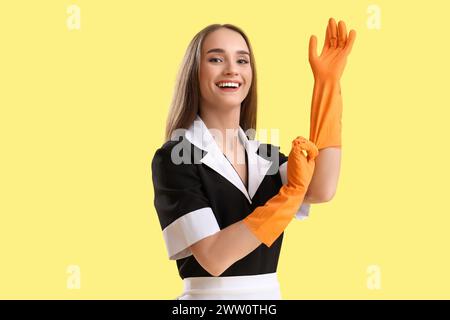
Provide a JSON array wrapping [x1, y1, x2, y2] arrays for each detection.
[[217, 86, 240, 92], [215, 83, 241, 93]]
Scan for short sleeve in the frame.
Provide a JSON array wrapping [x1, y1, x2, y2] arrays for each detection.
[[151, 145, 220, 260], [278, 150, 311, 220]]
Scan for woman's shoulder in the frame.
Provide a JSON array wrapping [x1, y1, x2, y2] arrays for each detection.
[[152, 135, 198, 170], [152, 140, 177, 166], [154, 138, 181, 155]]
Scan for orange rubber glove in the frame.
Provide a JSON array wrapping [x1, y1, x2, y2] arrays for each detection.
[[309, 79, 343, 149], [308, 18, 356, 150], [242, 136, 319, 247]]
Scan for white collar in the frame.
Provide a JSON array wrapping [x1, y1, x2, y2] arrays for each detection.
[[184, 114, 272, 204]]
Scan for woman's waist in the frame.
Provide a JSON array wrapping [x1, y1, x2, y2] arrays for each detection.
[[183, 272, 280, 292]]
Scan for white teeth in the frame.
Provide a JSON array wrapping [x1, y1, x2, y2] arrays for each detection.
[[217, 82, 240, 88]]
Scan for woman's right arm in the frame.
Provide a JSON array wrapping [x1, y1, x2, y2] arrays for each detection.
[[190, 220, 262, 277], [191, 137, 318, 277]]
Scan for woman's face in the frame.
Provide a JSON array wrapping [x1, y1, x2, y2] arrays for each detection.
[[199, 28, 252, 112]]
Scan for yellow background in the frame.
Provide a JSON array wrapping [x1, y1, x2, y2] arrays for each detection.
[[1, 0, 449, 299]]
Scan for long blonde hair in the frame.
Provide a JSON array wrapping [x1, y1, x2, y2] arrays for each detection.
[[165, 24, 258, 141]]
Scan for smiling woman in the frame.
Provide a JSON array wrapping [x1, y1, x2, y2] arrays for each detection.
[[205, 48, 249, 91], [164, 25, 258, 142], [151, 20, 355, 300]]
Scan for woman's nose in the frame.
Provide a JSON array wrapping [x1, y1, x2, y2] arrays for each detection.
[[223, 61, 239, 75]]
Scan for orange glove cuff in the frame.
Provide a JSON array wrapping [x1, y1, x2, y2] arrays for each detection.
[[243, 185, 305, 247], [243, 137, 318, 247]]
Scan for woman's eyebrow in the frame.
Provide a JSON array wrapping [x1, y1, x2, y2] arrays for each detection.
[[206, 48, 250, 56]]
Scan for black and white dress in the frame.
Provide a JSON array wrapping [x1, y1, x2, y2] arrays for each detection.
[[151, 114, 310, 299]]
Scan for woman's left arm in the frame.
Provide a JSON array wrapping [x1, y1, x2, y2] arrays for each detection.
[[302, 18, 356, 203], [303, 147, 341, 203]]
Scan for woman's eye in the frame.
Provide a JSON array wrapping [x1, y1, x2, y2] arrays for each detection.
[[208, 58, 249, 64]]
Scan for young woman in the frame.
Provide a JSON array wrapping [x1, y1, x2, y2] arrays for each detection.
[[151, 20, 355, 300]]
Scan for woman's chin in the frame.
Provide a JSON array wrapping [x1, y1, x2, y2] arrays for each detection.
[[214, 101, 242, 111], [216, 96, 243, 105]]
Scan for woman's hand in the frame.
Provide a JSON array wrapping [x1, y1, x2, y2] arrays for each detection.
[[309, 18, 356, 82], [286, 136, 318, 190], [243, 136, 319, 247]]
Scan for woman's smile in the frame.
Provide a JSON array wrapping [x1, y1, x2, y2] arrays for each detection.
[[215, 81, 242, 93]]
